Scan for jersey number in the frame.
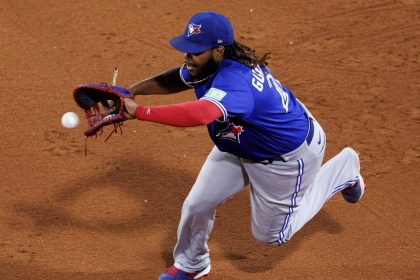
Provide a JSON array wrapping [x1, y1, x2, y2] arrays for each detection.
[[252, 66, 289, 113]]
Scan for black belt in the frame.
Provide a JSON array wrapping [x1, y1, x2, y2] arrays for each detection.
[[259, 117, 315, 165]]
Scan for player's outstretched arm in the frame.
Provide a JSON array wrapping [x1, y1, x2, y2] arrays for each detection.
[[123, 98, 222, 127], [127, 67, 190, 96]]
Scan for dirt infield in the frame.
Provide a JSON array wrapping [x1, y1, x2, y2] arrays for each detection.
[[1, 0, 419, 279]]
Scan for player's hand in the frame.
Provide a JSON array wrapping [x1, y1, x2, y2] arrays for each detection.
[[123, 97, 138, 120]]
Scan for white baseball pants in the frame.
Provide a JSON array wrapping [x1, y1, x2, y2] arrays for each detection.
[[173, 118, 361, 272]]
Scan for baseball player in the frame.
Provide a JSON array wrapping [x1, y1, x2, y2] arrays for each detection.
[[123, 12, 365, 280]]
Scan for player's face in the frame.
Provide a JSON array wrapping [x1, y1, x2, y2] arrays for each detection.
[[184, 48, 221, 80]]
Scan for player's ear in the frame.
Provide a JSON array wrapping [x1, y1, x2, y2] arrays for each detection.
[[214, 46, 225, 57], [213, 46, 225, 63]]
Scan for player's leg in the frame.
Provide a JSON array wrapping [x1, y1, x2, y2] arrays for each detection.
[[243, 119, 361, 244], [285, 146, 361, 239], [172, 146, 248, 273], [241, 118, 326, 244], [243, 160, 310, 245], [242, 152, 324, 244]]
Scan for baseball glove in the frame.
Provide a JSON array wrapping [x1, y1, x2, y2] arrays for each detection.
[[73, 83, 133, 140]]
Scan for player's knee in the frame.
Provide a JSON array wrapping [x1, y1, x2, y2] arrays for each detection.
[[252, 227, 283, 246], [253, 234, 281, 246], [182, 197, 212, 215]]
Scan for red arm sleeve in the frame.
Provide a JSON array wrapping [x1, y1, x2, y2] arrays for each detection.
[[135, 99, 223, 127]]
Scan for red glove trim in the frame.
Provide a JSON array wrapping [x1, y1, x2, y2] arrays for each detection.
[[135, 99, 223, 127]]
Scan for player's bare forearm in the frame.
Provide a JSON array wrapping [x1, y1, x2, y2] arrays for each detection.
[[127, 67, 190, 96]]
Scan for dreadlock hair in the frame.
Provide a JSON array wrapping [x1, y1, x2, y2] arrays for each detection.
[[223, 41, 271, 68]]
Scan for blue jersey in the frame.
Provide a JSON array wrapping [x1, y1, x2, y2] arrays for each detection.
[[180, 59, 309, 161]]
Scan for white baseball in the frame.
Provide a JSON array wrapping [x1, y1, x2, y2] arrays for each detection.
[[61, 112, 80, 129]]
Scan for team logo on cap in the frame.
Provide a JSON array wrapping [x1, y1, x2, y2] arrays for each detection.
[[187, 23, 201, 37]]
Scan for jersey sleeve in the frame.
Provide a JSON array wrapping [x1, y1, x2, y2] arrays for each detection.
[[199, 71, 254, 121]]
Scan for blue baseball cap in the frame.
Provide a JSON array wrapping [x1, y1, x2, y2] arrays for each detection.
[[170, 12, 234, 54]]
